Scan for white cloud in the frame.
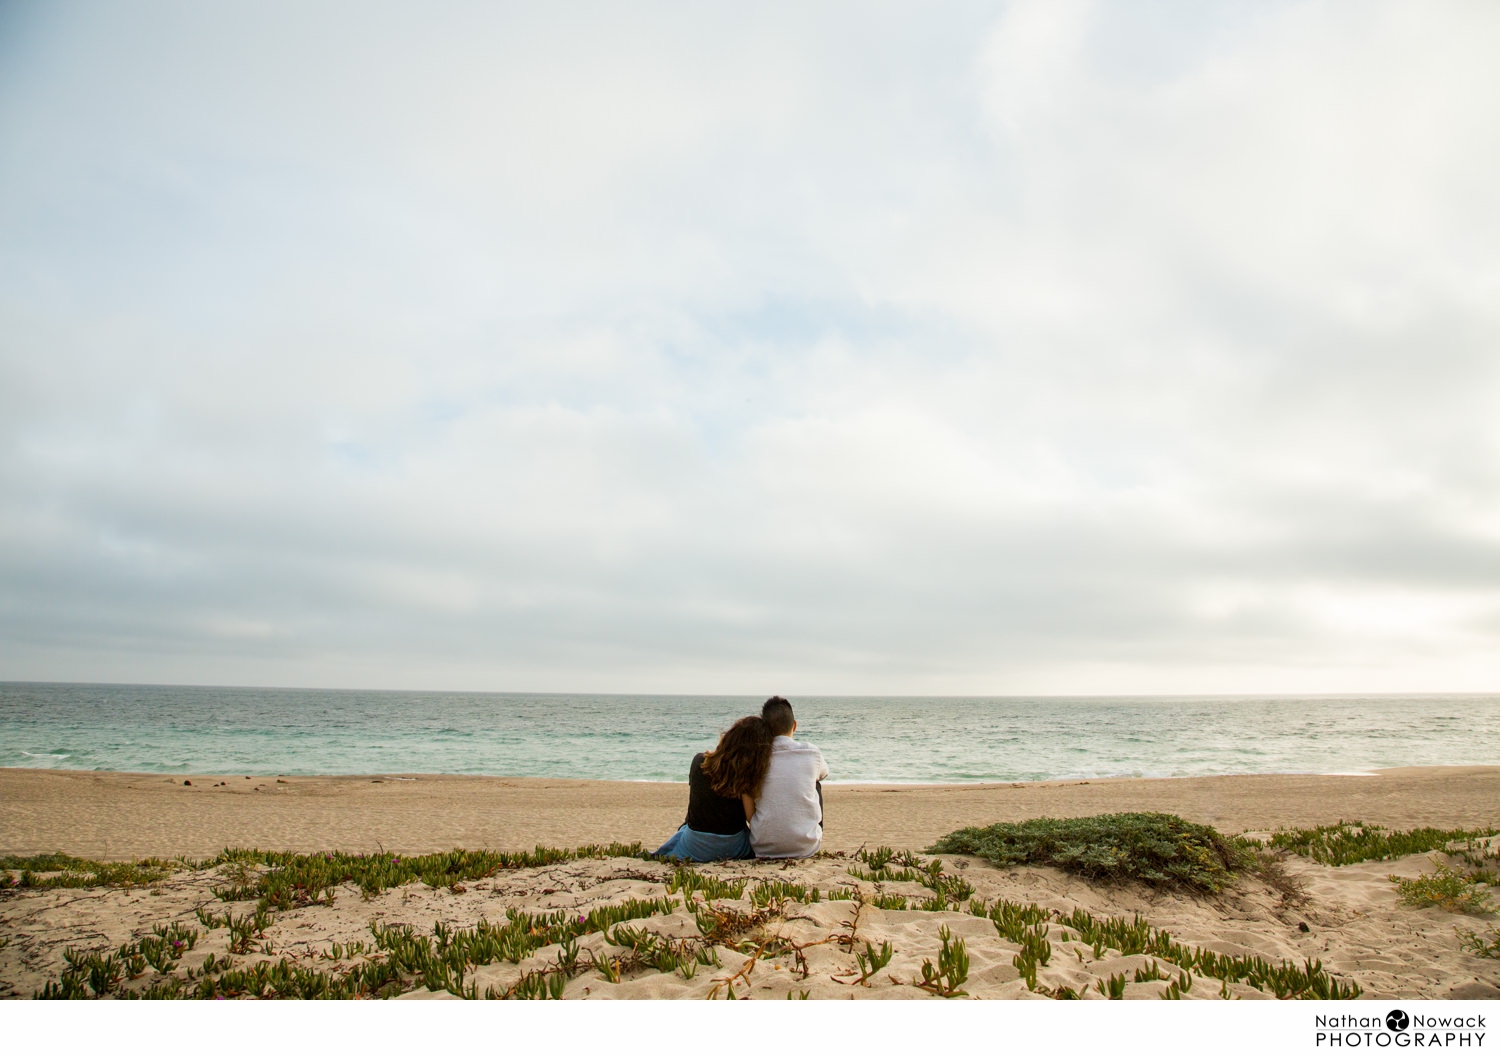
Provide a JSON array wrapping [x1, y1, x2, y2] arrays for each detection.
[[2, 1, 1499, 692]]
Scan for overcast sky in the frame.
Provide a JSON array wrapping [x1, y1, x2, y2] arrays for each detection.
[[2, 1, 1498, 695]]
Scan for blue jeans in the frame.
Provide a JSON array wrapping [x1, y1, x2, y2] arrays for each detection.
[[653, 824, 754, 862]]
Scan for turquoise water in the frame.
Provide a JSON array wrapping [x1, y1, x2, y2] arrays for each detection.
[[1, 682, 1496, 783]]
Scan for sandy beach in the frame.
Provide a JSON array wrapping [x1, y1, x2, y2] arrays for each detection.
[[3, 766, 1499, 1000], [4, 765, 1499, 861]]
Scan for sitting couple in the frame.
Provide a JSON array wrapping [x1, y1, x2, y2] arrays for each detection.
[[654, 696, 828, 861]]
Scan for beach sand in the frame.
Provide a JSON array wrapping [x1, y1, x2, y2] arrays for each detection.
[[4, 765, 1498, 861], [2, 766, 1499, 1000]]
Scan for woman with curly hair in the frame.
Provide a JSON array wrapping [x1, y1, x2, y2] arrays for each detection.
[[654, 715, 773, 861]]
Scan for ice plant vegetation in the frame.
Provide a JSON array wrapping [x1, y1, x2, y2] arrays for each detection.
[[1266, 823, 1500, 867], [19, 818, 1455, 1001], [930, 813, 1251, 892]]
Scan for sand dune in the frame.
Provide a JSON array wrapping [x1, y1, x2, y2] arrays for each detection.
[[3, 845, 1498, 1000]]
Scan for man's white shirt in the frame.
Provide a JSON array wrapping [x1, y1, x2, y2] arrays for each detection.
[[748, 735, 829, 858]]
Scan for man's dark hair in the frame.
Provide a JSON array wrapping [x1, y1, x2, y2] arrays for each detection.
[[761, 696, 795, 736]]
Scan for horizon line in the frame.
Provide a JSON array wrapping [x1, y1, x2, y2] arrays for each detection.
[[3, 678, 1497, 701]]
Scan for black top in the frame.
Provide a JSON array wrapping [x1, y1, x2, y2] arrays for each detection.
[[683, 752, 747, 835]]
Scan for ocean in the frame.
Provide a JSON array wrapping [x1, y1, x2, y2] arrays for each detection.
[[2, 682, 1496, 783]]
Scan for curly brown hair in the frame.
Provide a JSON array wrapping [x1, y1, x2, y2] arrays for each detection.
[[699, 715, 773, 798]]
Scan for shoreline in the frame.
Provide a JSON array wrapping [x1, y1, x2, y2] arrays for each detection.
[[3, 764, 1496, 861], [0, 766, 1400, 784], [0, 762, 1436, 783]]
